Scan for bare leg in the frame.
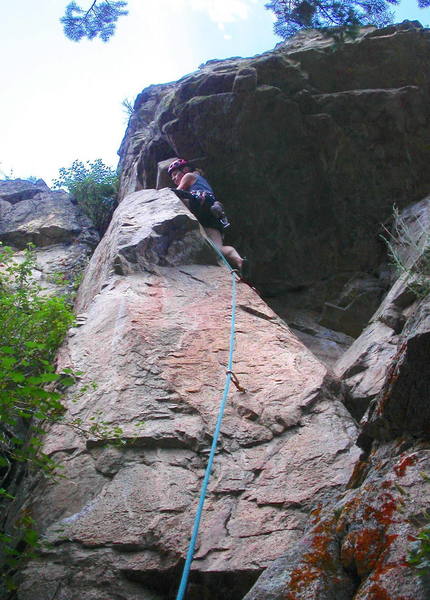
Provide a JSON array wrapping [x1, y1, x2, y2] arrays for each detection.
[[204, 227, 243, 270]]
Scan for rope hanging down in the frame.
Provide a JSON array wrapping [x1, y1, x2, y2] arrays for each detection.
[[176, 239, 241, 600]]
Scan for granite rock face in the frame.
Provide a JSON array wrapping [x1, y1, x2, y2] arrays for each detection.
[[118, 21, 430, 342], [244, 441, 430, 600], [16, 190, 360, 600], [0, 178, 98, 295], [0, 182, 97, 249], [0, 179, 100, 595], [0, 178, 50, 203]]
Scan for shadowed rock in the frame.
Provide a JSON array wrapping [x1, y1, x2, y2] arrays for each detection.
[[0, 178, 99, 300]]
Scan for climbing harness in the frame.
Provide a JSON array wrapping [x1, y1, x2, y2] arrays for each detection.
[[175, 239, 243, 600]]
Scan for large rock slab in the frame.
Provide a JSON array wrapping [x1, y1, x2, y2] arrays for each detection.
[[359, 294, 430, 447], [0, 186, 97, 249], [0, 179, 99, 297], [0, 178, 50, 203], [335, 321, 399, 420], [16, 190, 360, 600]]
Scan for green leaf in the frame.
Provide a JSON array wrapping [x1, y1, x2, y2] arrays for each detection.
[[0, 488, 15, 500], [9, 373, 26, 383], [23, 528, 39, 546], [0, 346, 15, 354]]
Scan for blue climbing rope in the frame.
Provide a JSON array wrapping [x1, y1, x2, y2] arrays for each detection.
[[176, 240, 239, 600]]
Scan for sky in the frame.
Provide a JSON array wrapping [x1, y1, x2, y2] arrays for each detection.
[[1, 0, 428, 186]]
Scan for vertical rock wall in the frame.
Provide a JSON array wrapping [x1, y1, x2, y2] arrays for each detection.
[[0, 179, 99, 595]]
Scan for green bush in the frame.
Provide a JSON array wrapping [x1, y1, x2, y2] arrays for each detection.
[[0, 245, 75, 455], [408, 526, 430, 576], [0, 244, 75, 591], [53, 159, 118, 236]]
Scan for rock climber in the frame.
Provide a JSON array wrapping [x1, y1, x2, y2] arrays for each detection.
[[168, 158, 245, 273]]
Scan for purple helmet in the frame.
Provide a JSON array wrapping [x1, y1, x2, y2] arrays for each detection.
[[168, 158, 189, 176]]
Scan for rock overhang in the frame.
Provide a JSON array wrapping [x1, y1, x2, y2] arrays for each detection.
[[117, 23, 430, 342]]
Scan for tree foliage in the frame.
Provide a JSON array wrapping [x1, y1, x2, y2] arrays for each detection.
[[61, 0, 128, 42], [408, 523, 430, 576], [60, 0, 430, 43], [0, 245, 74, 470], [266, 0, 400, 38], [382, 206, 430, 299], [53, 159, 118, 236]]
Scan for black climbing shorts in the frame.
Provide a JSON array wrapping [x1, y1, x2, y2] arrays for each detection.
[[173, 189, 224, 234]]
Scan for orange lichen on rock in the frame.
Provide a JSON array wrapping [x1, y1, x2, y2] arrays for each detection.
[[366, 581, 412, 600], [284, 519, 337, 599], [284, 565, 320, 599], [367, 583, 393, 600], [366, 583, 399, 600], [341, 528, 384, 576], [336, 496, 362, 535], [306, 534, 336, 571], [309, 504, 323, 525], [337, 478, 408, 591], [393, 454, 418, 477], [363, 493, 398, 526]]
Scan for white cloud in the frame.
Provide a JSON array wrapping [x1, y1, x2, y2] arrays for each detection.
[[188, 0, 251, 25]]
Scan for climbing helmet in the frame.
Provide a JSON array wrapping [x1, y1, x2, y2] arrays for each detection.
[[168, 158, 189, 177]]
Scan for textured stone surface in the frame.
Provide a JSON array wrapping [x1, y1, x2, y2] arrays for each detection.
[[245, 195, 430, 600], [335, 321, 399, 420], [320, 274, 387, 338], [118, 22, 430, 340], [265, 304, 354, 368], [0, 186, 97, 249], [17, 190, 360, 599], [6, 22, 430, 600], [0, 179, 99, 298], [74, 187, 218, 312], [244, 441, 430, 600], [0, 180, 101, 599], [359, 295, 430, 447], [0, 178, 50, 203]]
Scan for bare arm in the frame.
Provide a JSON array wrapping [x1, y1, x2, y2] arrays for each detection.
[[177, 172, 196, 191]]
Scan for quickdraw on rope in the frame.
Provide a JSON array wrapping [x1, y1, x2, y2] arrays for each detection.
[[175, 239, 240, 600], [226, 370, 246, 393]]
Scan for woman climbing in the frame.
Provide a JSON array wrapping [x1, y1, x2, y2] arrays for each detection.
[[168, 158, 245, 272]]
